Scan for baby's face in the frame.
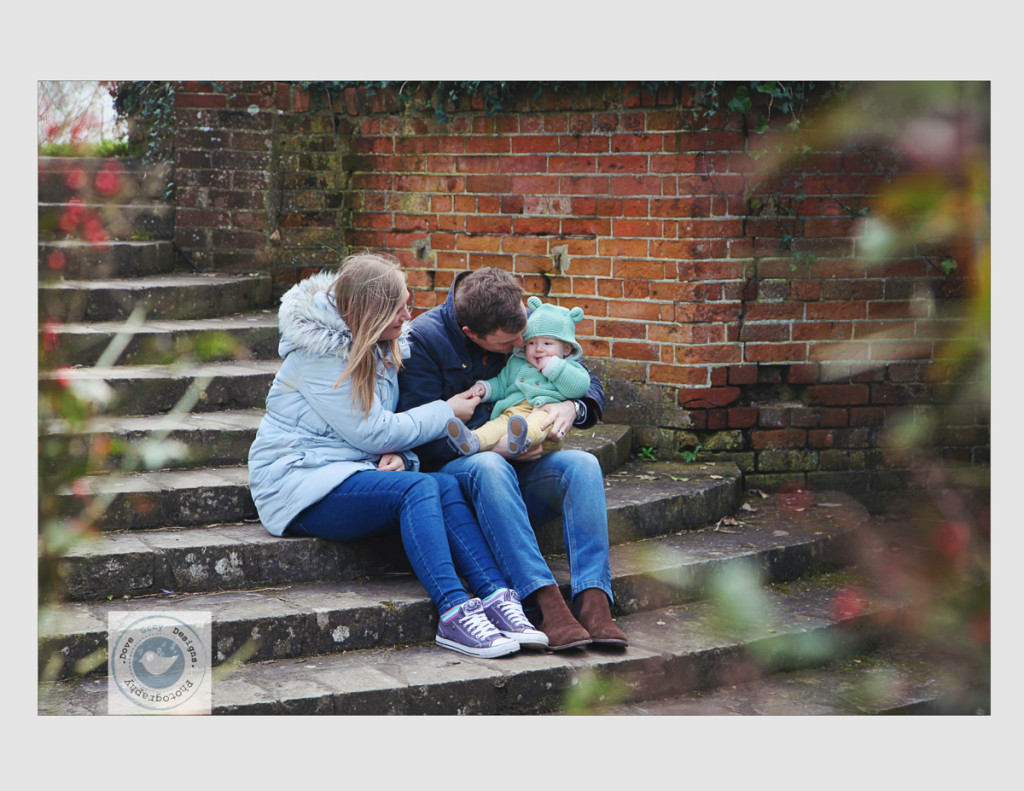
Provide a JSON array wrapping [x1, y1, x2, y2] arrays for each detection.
[[524, 336, 570, 369]]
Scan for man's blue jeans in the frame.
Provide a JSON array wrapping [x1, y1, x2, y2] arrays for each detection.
[[440, 449, 613, 602], [286, 471, 509, 613]]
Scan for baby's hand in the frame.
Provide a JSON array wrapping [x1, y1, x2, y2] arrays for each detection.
[[470, 382, 487, 398]]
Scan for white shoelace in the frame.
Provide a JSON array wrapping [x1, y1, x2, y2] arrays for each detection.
[[460, 607, 500, 640], [495, 599, 533, 630]]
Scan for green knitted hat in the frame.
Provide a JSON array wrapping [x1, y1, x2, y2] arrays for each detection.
[[523, 296, 584, 359]]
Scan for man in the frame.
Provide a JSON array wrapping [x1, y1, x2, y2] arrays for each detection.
[[398, 267, 627, 649]]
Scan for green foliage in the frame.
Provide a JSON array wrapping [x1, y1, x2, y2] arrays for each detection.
[[691, 80, 849, 134], [38, 138, 137, 158], [681, 444, 702, 463], [636, 446, 656, 461], [110, 81, 176, 160]]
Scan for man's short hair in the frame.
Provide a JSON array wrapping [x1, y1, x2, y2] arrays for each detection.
[[453, 268, 527, 337]]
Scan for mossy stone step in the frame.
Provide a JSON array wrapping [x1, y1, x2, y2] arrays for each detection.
[[38, 240, 176, 281], [39, 490, 867, 681], [44, 311, 280, 367], [37, 157, 173, 205], [38, 556, 891, 715], [39, 272, 272, 323], [54, 461, 737, 598], [38, 202, 175, 242], [39, 360, 281, 415], [42, 409, 266, 473]]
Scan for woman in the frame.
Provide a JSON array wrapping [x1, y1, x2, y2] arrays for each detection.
[[248, 252, 547, 657]]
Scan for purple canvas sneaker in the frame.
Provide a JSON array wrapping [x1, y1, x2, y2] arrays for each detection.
[[482, 588, 549, 648], [436, 598, 519, 658]]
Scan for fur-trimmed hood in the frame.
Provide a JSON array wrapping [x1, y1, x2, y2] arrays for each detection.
[[276, 270, 409, 361]]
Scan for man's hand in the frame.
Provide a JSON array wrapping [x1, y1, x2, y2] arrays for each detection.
[[377, 453, 405, 472], [536, 400, 576, 442], [446, 388, 482, 422], [492, 433, 544, 462]]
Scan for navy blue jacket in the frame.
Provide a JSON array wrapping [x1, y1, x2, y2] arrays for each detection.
[[397, 271, 605, 472]]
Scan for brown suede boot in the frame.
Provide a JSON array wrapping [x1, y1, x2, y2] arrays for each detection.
[[531, 585, 592, 650], [571, 588, 628, 647]]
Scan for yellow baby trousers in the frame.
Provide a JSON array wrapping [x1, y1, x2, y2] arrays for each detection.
[[473, 401, 554, 451]]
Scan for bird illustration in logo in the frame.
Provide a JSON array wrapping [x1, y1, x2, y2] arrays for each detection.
[[139, 650, 179, 676]]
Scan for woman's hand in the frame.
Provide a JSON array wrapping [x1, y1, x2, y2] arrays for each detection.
[[446, 388, 482, 422], [377, 453, 406, 472]]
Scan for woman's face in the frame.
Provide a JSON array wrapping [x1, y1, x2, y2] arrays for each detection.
[[378, 288, 412, 341]]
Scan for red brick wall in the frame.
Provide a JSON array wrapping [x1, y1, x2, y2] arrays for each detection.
[[171, 81, 989, 508]]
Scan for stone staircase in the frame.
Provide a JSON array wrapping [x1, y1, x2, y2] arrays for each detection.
[[37, 157, 953, 716]]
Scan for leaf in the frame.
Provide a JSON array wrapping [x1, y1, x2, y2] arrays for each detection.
[[728, 85, 752, 114], [740, 503, 757, 512]]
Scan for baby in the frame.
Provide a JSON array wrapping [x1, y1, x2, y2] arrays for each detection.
[[446, 297, 589, 456]]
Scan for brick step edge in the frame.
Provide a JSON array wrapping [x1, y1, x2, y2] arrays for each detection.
[[38, 564, 904, 715], [39, 490, 866, 678]]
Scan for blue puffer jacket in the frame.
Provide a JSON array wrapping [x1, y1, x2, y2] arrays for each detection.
[[248, 271, 454, 536], [397, 270, 605, 472]]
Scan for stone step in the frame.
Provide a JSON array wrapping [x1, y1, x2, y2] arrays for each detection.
[[42, 415, 628, 477], [40, 360, 279, 415], [54, 455, 738, 537], [42, 311, 279, 367], [39, 240, 176, 281], [38, 552, 888, 714], [597, 641, 982, 715], [54, 459, 742, 598], [38, 157, 173, 205], [39, 202, 175, 242], [39, 272, 273, 323], [39, 489, 866, 681], [42, 408, 267, 473]]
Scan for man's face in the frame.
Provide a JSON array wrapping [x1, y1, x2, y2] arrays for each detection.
[[462, 324, 526, 355]]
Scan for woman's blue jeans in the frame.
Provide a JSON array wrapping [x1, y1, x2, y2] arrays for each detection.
[[286, 471, 509, 613], [440, 449, 613, 602]]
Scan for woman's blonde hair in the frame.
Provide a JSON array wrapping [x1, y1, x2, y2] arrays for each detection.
[[331, 252, 407, 416]]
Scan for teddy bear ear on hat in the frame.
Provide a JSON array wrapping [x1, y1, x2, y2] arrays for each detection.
[[569, 306, 584, 324], [527, 296, 543, 310]]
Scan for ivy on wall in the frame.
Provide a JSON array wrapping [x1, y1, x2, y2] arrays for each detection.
[[112, 80, 849, 160]]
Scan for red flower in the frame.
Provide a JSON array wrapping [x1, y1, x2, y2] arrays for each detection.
[[59, 197, 87, 233], [94, 162, 123, 197], [47, 250, 66, 271], [83, 215, 109, 249], [42, 319, 62, 352], [65, 168, 88, 192]]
